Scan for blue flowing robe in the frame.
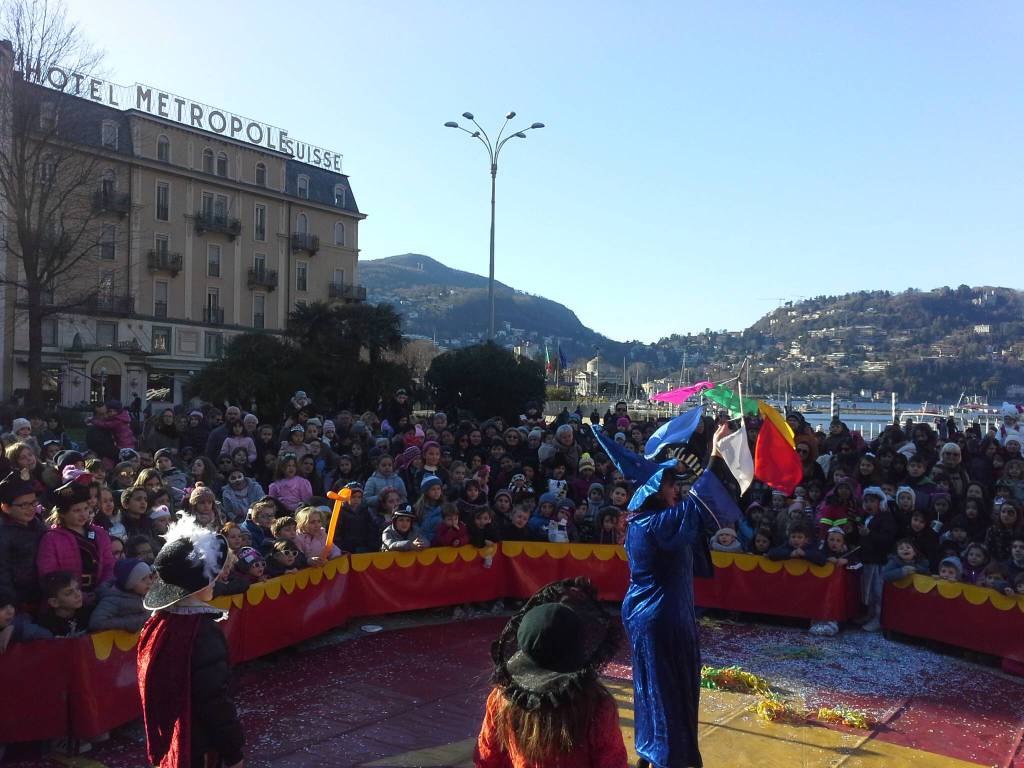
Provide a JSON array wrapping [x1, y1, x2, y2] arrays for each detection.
[[622, 471, 737, 768]]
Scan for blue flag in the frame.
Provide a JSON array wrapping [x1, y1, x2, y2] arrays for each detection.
[[558, 345, 568, 369], [590, 425, 661, 487], [643, 406, 704, 460]]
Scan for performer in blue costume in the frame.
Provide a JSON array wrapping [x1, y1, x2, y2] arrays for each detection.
[[619, 428, 739, 768]]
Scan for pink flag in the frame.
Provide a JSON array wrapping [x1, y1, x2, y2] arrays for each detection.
[[651, 381, 714, 405]]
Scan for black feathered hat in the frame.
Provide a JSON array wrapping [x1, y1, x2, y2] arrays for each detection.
[[144, 514, 227, 610], [490, 577, 622, 711]]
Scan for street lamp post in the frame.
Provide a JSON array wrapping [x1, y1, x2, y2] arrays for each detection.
[[444, 112, 544, 341]]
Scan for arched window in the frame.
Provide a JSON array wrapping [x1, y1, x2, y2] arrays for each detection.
[[296, 213, 308, 235], [216, 152, 228, 177], [333, 221, 345, 246], [255, 162, 267, 186], [296, 174, 309, 199], [202, 148, 214, 174], [157, 135, 170, 162], [333, 184, 346, 207], [101, 121, 119, 149]]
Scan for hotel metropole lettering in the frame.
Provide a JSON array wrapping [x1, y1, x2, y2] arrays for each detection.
[[20, 61, 344, 172]]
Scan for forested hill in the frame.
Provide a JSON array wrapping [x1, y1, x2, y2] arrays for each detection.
[[359, 253, 621, 356]]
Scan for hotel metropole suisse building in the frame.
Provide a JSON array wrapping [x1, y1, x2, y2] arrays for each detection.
[[0, 41, 366, 407]]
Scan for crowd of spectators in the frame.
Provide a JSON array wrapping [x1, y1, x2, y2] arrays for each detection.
[[0, 391, 1022, 649]]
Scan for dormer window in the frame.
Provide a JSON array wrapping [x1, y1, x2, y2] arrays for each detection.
[[157, 134, 170, 162], [202, 148, 214, 174], [333, 184, 346, 207], [216, 152, 228, 177], [101, 121, 118, 150], [297, 175, 309, 199], [255, 162, 267, 186]]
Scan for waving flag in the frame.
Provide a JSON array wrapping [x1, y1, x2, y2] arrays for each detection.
[[716, 424, 754, 494], [758, 402, 795, 448], [754, 413, 803, 495], [704, 384, 759, 417], [558, 345, 568, 370], [644, 406, 704, 460], [651, 381, 714, 405], [544, 346, 553, 373], [590, 425, 660, 486]]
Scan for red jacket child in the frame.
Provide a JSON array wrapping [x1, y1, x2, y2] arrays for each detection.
[[434, 520, 469, 548]]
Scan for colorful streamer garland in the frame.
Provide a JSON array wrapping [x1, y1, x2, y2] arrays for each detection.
[[700, 665, 875, 730]]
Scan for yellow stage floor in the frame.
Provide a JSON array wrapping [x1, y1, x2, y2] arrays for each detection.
[[366, 679, 979, 768]]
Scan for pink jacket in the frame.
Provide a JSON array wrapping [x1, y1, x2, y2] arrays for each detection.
[[295, 530, 341, 561], [269, 476, 313, 512], [36, 524, 115, 591], [221, 436, 257, 463], [93, 410, 136, 450]]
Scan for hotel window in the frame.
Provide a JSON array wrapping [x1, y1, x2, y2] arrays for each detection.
[[202, 148, 214, 174], [253, 293, 265, 330], [333, 184, 345, 207], [152, 326, 171, 354], [154, 280, 168, 318], [100, 225, 116, 260], [254, 204, 266, 241], [207, 243, 221, 277], [296, 262, 308, 292], [296, 213, 308, 235], [96, 321, 117, 348], [333, 269, 345, 288], [41, 318, 57, 346], [101, 169, 115, 196], [155, 181, 169, 221], [255, 162, 267, 186], [204, 331, 224, 359], [101, 121, 119, 150], [202, 192, 228, 222], [334, 222, 345, 246], [39, 101, 56, 130], [296, 175, 309, 199], [216, 152, 228, 177], [157, 135, 170, 162], [253, 253, 266, 272]]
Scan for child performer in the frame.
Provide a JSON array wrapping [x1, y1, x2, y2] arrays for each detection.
[[137, 514, 244, 768], [474, 577, 627, 767]]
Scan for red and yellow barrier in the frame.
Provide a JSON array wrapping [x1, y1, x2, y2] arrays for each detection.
[[1, 544, 1004, 743], [882, 575, 1024, 662]]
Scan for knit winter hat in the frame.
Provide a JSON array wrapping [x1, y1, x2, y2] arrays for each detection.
[[10, 418, 30, 433], [577, 454, 595, 473], [420, 474, 443, 493], [115, 558, 154, 591], [896, 485, 916, 501], [149, 505, 171, 520]]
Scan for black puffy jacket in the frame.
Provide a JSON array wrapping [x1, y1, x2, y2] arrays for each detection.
[[190, 615, 245, 767], [0, 515, 45, 606]]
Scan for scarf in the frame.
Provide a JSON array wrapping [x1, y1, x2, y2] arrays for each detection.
[[137, 611, 203, 768]]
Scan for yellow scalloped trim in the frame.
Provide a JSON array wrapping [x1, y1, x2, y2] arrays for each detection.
[[349, 553, 374, 572], [892, 573, 1024, 611], [709, 551, 835, 578], [415, 549, 439, 566], [437, 547, 459, 564], [502, 541, 524, 557], [458, 546, 480, 562], [90, 630, 139, 661], [294, 570, 310, 589]]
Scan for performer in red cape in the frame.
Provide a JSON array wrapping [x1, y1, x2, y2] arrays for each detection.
[[474, 577, 628, 768], [138, 515, 244, 768]]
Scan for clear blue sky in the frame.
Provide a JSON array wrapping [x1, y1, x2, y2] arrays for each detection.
[[67, 1, 1023, 343]]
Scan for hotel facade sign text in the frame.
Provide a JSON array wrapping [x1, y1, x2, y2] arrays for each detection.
[[21, 61, 343, 172]]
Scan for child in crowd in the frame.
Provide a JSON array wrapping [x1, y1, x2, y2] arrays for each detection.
[[364, 454, 407, 507], [882, 539, 931, 582], [148, 505, 172, 545], [434, 504, 470, 548], [768, 523, 826, 565], [985, 499, 1021, 562], [937, 556, 963, 581], [241, 498, 277, 553], [749, 526, 774, 556], [265, 540, 301, 577], [469, 508, 501, 549], [269, 454, 313, 514], [36, 572, 90, 637], [857, 487, 897, 632], [906, 509, 940, 570], [1007, 537, 1024, 579], [221, 469, 265, 522], [502, 505, 541, 542], [821, 526, 854, 565], [271, 516, 308, 568], [0, 598, 52, 648], [222, 522, 244, 553], [381, 506, 430, 551], [961, 543, 990, 585], [235, 547, 267, 583], [710, 527, 744, 553], [89, 558, 154, 632], [294, 505, 341, 564], [414, 475, 446, 540]]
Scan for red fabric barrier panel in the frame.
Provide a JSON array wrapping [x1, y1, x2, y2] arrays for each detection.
[[0, 545, 897, 742], [0, 638, 73, 742], [882, 576, 1024, 662], [694, 552, 861, 621]]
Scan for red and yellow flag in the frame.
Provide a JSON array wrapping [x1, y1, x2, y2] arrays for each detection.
[[754, 403, 802, 495]]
